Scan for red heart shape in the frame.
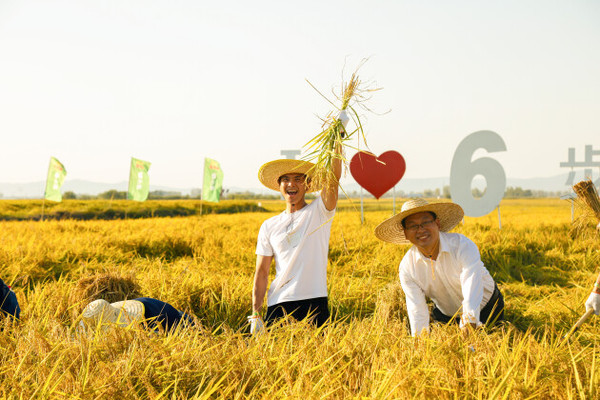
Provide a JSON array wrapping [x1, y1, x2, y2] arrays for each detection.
[[350, 151, 406, 199]]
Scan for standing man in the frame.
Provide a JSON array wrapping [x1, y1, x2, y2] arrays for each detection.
[[249, 148, 341, 333], [374, 198, 504, 336]]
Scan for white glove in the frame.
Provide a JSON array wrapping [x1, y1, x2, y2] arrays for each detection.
[[247, 314, 265, 336], [585, 292, 600, 315], [337, 110, 350, 129]]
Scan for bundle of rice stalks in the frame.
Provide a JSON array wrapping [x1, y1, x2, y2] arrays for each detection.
[[573, 180, 600, 222], [68, 273, 142, 318], [572, 180, 600, 237], [303, 60, 383, 191], [374, 281, 407, 323]]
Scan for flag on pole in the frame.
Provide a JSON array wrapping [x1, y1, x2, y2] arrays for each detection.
[[128, 157, 151, 202], [44, 157, 67, 202], [202, 158, 224, 202]]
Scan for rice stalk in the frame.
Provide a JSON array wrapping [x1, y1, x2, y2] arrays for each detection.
[[573, 180, 600, 221], [303, 60, 383, 192]]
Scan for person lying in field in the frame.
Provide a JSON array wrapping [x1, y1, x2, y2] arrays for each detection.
[[81, 297, 195, 333], [249, 145, 342, 334], [0, 277, 20, 321], [374, 198, 505, 336]]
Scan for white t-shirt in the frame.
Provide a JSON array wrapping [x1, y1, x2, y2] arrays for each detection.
[[399, 232, 496, 336], [255, 196, 335, 306]]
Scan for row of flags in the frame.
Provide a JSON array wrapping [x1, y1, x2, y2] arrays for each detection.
[[43, 157, 224, 203]]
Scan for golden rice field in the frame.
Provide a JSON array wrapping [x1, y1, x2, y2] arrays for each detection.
[[0, 198, 599, 399]]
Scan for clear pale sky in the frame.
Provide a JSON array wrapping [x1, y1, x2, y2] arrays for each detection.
[[0, 0, 598, 189]]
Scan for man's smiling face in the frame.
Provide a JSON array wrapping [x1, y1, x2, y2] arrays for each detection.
[[402, 211, 441, 248], [278, 173, 308, 204]]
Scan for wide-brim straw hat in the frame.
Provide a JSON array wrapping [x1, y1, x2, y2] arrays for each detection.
[[374, 198, 464, 244], [82, 299, 144, 327], [258, 159, 319, 192]]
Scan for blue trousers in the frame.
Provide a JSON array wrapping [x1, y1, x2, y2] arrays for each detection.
[[0, 280, 20, 320]]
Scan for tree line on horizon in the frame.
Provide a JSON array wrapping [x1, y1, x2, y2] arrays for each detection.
[[38, 185, 569, 201]]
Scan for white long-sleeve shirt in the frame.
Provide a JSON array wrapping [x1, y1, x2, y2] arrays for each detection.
[[399, 232, 496, 336]]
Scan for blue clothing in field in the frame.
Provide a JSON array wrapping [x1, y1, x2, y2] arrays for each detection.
[[135, 297, 194, 331], [0, 278, 20, 320]]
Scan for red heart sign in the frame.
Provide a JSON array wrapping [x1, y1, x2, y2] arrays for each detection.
[[350, 151, 406, 199]]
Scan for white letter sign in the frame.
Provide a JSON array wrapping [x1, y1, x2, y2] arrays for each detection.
[[450, 130, 507, 218]]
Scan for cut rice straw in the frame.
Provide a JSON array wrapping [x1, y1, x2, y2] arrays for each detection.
[[572, 180, 600, 234], [303, 60, 383, 191]]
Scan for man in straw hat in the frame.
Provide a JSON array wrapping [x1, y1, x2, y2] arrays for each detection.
[[249, 147, 342, 334], [374, 198, 504, 336], [81, 297, 195, 332]]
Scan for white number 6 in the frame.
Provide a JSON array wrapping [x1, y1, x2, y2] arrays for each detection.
[[450, 130, 507, 218]]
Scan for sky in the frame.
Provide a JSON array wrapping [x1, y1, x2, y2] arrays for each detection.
[[0, 0, 599, 190]]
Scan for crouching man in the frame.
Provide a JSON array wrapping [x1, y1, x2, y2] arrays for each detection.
[[374, 198, 504, 336]]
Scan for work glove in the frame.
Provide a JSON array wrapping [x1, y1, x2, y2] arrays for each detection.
[[337, 110, 350, 138], [585, 292, 600, 315], [247, 313, 265, 336]]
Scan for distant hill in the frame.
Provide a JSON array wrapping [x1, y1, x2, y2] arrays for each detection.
[[0, 172, 586, 199]]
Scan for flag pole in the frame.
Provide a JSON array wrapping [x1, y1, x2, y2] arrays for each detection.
[[200, 157, 205, 217], [42, 160, 48, 221], [127, 157, 132, 201]]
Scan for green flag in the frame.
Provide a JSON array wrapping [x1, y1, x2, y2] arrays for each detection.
[[44, 157, 67, 202], [128, 157, 151, 202], [202, 158, 224, 202]]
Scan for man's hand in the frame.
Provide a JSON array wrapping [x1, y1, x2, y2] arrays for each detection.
[[338, 110, 350, 138], [460, 322, 478, 337], [247, 314, 265, 336], [585, 292, 600, 316]]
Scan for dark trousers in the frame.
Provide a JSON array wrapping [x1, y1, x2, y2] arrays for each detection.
[[136, 297, 195, 332], [0, 290, 21, 319], [266, 297, 330, 328], [431, 284, 504, 326], [0, 280, 20, 321]]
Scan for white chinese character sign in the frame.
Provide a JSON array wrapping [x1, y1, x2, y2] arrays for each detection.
[[450, 130, 507, 218], [281, 150, 301, 160], [560, 145, 600, 186]]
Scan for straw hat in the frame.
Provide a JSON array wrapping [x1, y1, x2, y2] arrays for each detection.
[[258, 159, 319, 192], [374, 198, 464, 244], [82, 299, 145, 327]]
